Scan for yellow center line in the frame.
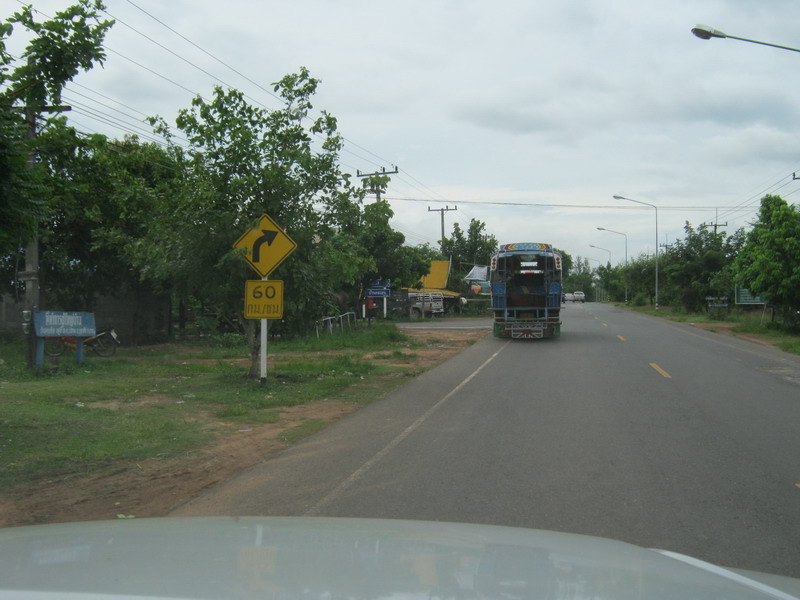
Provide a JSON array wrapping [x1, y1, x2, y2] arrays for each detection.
[[650, 363, 672, 378], [602, 322, 609, 327], [617, 335, 626, 342]]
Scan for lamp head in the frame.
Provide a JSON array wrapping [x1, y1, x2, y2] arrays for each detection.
[[692, 25, 727, 40]]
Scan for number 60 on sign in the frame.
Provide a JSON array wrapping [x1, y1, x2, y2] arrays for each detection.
[[244, 280, 284, 319]]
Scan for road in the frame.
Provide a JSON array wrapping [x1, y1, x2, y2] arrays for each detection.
[[172, 303, 800, 577]]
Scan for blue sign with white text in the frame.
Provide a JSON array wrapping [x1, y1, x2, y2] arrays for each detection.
[[33, 311, 96, 337], [365, 288, 391, 298]]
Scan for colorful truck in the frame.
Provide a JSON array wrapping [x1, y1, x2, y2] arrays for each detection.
[[489, 243, 563, 339]]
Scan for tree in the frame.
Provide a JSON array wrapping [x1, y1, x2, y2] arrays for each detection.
[[441, 219, 497, 266], [735, 195, 800, 325], [659, 223, 742, 312], [0, 1, 113, 256], [563, 256, 594, 297], [139, 72, 366, 338]]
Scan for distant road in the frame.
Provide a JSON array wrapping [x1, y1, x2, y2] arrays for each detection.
[[173, 303, 800, 577]]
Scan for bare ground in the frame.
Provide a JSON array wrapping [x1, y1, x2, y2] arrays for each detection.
[[0, 327, 489, 527]]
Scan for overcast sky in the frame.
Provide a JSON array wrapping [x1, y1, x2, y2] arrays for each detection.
[[8, 0, 800, 266]]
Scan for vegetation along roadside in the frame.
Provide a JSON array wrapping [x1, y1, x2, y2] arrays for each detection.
[[0, 323, 487, 527]]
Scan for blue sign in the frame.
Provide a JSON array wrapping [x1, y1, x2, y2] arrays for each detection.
[[365, 288, 391, 298], [34, 311, 96, 337]]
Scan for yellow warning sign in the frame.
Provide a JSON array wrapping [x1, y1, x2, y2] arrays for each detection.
[[234, 214, 297, 278]]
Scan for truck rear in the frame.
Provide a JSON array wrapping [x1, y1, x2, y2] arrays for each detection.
[[489, 243, 562, 339]]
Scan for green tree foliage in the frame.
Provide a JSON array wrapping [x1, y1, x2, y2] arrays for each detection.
[[0, 1, 113, 257], [659, 223, 744, 311], [30, 123, 186, 308], [441, 219, 497, 266], [137, 70, 432, 349], [563, 256, 594, 297], [735, 195, 800, 324]]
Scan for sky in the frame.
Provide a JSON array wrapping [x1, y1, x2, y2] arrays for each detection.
[[6, 0, 800, 267]]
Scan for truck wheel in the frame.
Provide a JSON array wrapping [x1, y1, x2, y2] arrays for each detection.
[[410, 307, 422, 319]]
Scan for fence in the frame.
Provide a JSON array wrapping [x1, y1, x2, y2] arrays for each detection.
[[315, 312, 358, 338]]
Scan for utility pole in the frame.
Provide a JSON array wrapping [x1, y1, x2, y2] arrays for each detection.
[[356, 166, 398, 202], [428, 205, 458, 247], [702, 209, 728, 234], [16, 99, 70, 366]]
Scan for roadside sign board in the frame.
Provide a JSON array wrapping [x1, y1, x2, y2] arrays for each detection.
[[365, 287, 391, 298], [33, 311, 96, 337], [735, 286, 766, 305], [244, 280, 284, 319], [234, 214, 297, 278]]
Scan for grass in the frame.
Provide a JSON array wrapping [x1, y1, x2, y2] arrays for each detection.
[[622, 304, 800, 355], [0, 323, 421, 489]]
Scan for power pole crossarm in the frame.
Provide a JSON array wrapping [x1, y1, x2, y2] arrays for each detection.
[[356, 166, 398, 202], [428, 205, 458, 248]]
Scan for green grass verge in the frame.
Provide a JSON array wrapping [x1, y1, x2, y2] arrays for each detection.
[[621, 304, 800, 355], [0, 323, 420, 489]]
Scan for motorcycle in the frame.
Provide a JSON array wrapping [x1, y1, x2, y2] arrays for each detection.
[[44, 328, 121, 358]]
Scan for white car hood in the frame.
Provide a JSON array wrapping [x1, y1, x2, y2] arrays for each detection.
[[0, 517, 798, 600]]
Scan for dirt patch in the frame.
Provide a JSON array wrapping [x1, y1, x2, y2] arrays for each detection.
[[0, 326, 488, 527]]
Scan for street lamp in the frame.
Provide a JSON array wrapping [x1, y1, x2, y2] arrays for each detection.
[[589, 245, 611, 303], [589, 244, 611, 264], [613, 195, 659, 310], [597, 227, 628, 304], [691, 25, 800, 53]]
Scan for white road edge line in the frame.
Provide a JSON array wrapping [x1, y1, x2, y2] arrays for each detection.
[[304, 341, 510, 516]]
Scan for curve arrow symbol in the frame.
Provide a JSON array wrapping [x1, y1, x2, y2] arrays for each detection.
[[252, 229, 279, 262]]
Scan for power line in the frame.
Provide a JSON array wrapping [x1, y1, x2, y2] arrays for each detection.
[[384, 196, 760, 211]]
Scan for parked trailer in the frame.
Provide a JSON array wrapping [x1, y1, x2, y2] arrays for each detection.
[[490, 243, 562, 339]]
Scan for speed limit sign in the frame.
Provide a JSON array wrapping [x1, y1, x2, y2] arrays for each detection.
[[244, 280, 284, 319]]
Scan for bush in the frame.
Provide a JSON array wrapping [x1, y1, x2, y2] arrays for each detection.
[[631, 292, 649, 307]]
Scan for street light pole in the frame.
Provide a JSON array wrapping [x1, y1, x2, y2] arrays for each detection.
[[586, 257, 601, 302], [589, 244, 611, 264], [597, 227, 628, 304], [613, 195, 659, 310], [691, 25, 800, 53]]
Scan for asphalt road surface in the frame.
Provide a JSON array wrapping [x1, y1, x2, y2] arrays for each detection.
[[173, 303, 800, 577]]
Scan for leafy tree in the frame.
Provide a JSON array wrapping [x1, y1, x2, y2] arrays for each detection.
[[563, 256, 594, 297], [625, 253, 657, 306], [441, 219, 497, 266], [140, 72, 366, 341], [735, 195, 800, 325], [0, 0, 113, 256], [659, 223, 742, 311]]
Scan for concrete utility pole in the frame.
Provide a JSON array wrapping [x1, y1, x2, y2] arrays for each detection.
[[428, 205, 458, 247], [356, 166, 398, 202], [17, 101, 70, 365]]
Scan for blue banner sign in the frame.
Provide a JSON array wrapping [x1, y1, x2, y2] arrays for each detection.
[[365, 288, 391, 298], [34, 311, 96, 337]]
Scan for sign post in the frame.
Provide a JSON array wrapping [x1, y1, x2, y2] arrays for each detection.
[[234, 214, 296, 384]]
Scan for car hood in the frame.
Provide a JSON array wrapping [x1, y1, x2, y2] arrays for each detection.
[[0, 517, 798, 600]]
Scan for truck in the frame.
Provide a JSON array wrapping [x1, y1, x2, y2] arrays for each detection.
[[489, 243, 563, 339], [388, 290, 445, 318]]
